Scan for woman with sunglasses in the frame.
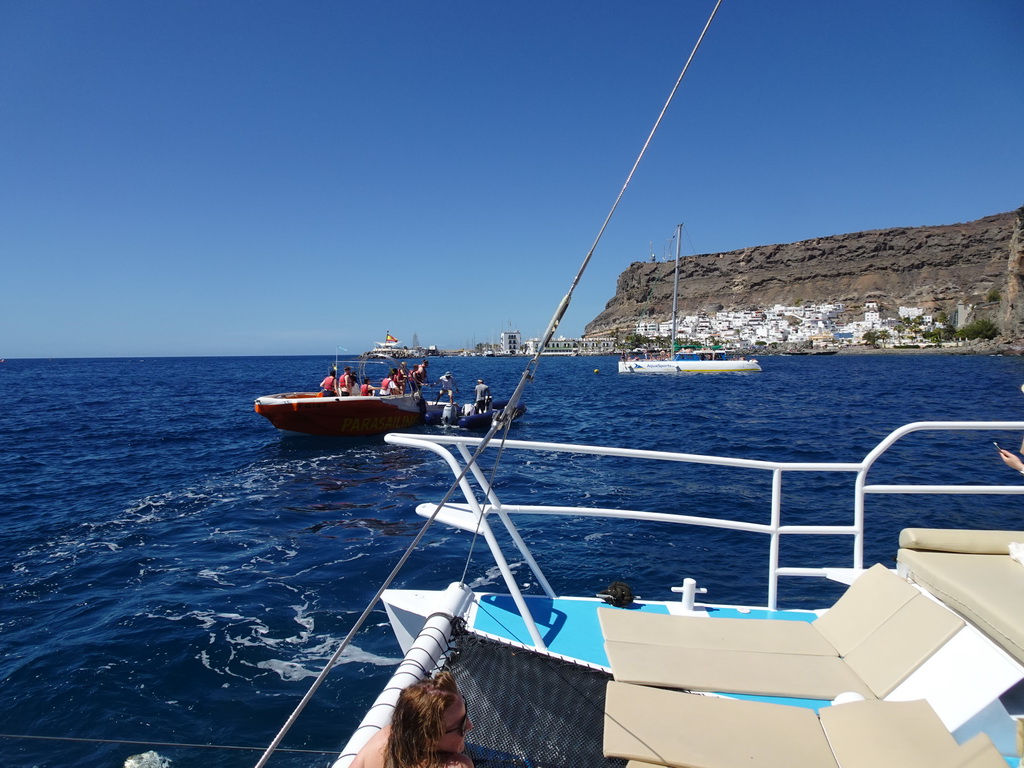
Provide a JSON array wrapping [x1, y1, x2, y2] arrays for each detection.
[[351, 670, 474, 768]]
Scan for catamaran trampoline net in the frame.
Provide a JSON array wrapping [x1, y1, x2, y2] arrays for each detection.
[[446, 625, 626, 768]]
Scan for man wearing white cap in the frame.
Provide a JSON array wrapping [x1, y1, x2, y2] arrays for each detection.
[[436, 371, 458, 404]]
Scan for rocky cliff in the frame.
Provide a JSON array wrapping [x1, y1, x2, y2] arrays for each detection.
[[585, 210, 1019, 336], [1000, 208, 1024, 337]]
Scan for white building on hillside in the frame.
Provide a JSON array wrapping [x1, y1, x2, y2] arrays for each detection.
[[863, 302, 881, 328]]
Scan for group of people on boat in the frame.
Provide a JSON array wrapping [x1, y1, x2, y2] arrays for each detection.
[[315, 364, 499, 417], [319, 366, 358, 396], [433, 373, 494, 414], [319, 360, 432, 398], [317, 362, 497, 416]]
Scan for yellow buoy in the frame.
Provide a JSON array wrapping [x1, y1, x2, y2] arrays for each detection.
[[594, 369, 600, 374]]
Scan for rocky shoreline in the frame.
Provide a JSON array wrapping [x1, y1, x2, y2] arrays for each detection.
[[585, 208, 1023, 342], [830, 342, 1021, 356]]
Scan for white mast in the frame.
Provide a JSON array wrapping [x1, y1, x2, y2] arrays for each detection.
[[670, 223, 682, 352]]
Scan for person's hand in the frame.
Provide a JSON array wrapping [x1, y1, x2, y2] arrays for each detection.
[[998, 448, 1024, 472]]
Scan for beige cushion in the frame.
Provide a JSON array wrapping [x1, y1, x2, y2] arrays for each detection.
[[936, 733, 1011, 768], [898, 547, 1024, 666], [605, 640, 873, 699], [605, 683, 1002, 768], [812, 563, 920, 655], [604, 681, 837, 768], [899, 528, 1024, 555], [598, 607, 836, 655], [818, 698, 958, 768], [599, 564, 916, 659], [843, 593, 964, 697], [605, 596, 963, 699], [631, 739, 1008, 768]]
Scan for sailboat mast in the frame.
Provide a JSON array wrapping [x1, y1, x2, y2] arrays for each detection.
[[670, 223, 682, 353]]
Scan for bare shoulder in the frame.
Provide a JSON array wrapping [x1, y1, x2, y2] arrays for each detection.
[[440, 752, 474, 768], [349, 726, 389, 768]]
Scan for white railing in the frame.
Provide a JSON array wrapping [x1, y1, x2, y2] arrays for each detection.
[[385, 421, 1024, 647]]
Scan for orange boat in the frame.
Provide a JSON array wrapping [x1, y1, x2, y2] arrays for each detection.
[[254, 353, 426, 437]]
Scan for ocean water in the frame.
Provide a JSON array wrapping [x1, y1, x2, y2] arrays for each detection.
[[2, 353, 1024, 767]]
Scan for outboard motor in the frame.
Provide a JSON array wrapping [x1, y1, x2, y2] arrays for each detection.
[[442, 402, 458, 426], [462, 403, 474, 417]]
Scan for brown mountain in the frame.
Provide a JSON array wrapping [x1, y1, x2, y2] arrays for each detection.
[[585, 209, 1022, 337]]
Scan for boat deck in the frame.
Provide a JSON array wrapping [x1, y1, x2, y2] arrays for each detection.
[[469, 593, 831, 712]]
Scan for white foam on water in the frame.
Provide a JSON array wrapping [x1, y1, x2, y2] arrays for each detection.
[[196, 567, 235, 586], [468, 562, 524, 590], [123, 750, 171, 768], [256, 658, 319, 681], [255, 642, 400, 680]]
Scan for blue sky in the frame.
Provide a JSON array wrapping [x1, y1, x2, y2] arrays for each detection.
[[2, 0, 1022, 358]]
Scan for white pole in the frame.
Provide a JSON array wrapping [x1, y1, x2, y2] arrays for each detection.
[[671, 223, 682, 352]]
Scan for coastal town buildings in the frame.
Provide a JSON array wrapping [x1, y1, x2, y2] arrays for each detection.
[[466, 301, 965, 356], [610, 301, 956, 350], [511, 301, 961, 354]]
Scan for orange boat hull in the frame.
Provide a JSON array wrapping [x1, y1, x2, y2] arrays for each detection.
[[254, 393, 424, 436]]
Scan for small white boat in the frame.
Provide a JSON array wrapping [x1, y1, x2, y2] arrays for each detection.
[[618, 224, 762, 374], [618, 348, 761, 373]]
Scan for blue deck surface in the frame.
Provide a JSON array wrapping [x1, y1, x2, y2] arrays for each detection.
[[473, 594, 670, 667], [706, 606, 818, 621], [473, 594, 830, 711]]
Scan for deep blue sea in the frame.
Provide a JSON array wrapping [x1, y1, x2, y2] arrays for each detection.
[[3, 354, 1024, 768]]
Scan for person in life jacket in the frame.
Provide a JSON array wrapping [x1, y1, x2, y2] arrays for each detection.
[[319, 368, 337, 396], [412, 359, 429, 392], [340, 366, 357, 396]]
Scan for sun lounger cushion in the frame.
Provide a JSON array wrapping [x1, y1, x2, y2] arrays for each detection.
[[605, 588, 962, 699], [817, 698, 958, 768], [604, 640, 874, 699], [604, 681, 838, 768], [810, 563, 920, 655], [899, 528, 1024, 555], [898, 529, 1024, 667], [841, 593, 964, 697], [598, 564, 919, 658], [940, 733, 1012, 768], [598, 607, 837, 655], [604, 683, 1005, 768]]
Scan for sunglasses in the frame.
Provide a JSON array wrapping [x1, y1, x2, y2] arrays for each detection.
[[445, 707, 470, 737]]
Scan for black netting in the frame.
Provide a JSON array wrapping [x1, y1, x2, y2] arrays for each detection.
[[446, 626, 626, 768]]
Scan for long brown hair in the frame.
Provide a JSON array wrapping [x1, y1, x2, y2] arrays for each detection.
[[385, 670, 460, 768]]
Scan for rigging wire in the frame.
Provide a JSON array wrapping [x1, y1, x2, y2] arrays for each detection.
[[253, 3, 723, 766], [0, 732, 335, 755]]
